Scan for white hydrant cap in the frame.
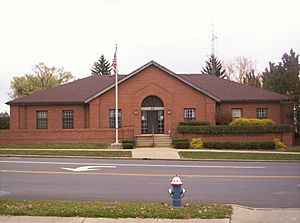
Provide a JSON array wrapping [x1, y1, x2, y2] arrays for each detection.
[[171, 176, 183, 186]]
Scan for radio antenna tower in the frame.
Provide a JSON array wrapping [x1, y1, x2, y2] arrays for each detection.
[[211, 19, 217, 56]]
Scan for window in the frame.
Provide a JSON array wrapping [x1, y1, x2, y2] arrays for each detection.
[[62, 110, 74, 129], [184, 108, 196, 121], [232, 108, 243, 118], [109, 109, 122, 128], [256, 108, 268, 119], [36, 110, 48, 129]]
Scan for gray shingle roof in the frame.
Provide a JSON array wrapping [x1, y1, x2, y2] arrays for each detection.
[[7, 61, 289, 105]]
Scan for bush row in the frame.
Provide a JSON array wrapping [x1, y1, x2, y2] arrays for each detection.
[[203, 141, 275, 150], [172, 138, 283, 150], [179, 120, 210, 126], [177, 125, 291, 134], [122, 139, 134, 149], [229, 118, 275, 126]]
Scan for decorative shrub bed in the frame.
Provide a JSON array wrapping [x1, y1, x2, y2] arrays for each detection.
[[190, 138, 204, 149], [179, 120, 210, 126], [122, 139, 134, 149], [203, 141, 275, 150], [177, 125, 291, 134], [229, 118, 275, 126], [173, 138, 190, 149]]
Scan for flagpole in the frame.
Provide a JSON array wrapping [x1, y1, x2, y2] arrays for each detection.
[[114, 44, 119, 144]]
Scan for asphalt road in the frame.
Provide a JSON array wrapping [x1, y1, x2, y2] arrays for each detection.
[[0, 157, 300, 208]]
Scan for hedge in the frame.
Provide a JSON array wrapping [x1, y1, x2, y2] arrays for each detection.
[[179, 120, 210, 126], [229, 118, 275, 126], [177, 125, 291, 134], [122, 143, 134, 149], [122, 139, 134, 149], [173, 138, 189, 144], [174, 141, 190, 149], [203, 141, 275, 150], [122, 139, 133, 143]]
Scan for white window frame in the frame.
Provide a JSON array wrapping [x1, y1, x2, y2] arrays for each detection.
[[184, 108, 196, 121], [232, 108, 243, 118], [256, 108, 268, 119]]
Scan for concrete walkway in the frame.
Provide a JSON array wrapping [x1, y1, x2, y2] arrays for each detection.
[[231, 205, 300, 223], [1, 206, 299, 222], [132, 147, 180, 159]]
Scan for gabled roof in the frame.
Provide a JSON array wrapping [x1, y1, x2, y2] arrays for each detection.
[[179, 74, 289, 102], [7, 60, 289, 105], [7, 75, 125, 105]]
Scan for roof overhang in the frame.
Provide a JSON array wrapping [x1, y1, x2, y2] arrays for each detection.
[[6, 101, 85, 106]]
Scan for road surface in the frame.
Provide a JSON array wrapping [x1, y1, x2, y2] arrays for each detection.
[[0, 157, 300, 208]]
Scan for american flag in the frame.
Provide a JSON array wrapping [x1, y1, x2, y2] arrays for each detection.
[[112, 46, 117, 76]]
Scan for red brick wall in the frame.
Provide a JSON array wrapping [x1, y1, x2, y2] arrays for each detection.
[[220, 102, 290, 124], [0, 127, 134, 145], [10, 105, 86, 130], [5, 65, 292, 145], [90, 65, 216, 135]]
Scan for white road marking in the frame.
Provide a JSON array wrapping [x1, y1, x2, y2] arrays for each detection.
[[61, 165, 116, 172], [0, 160, 265, 169]]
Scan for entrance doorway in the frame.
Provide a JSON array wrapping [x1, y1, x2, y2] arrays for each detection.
[[141, 96, 164, 134]]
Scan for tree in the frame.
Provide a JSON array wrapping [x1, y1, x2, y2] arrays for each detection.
[[91, 54, 112, 75], [201, 54, 226, 78], [0, 112, 9, 129], [242, 70, 261, 88], [225, 56, 261, 87], [262, 49, 300, 131], [10, 63, 75, 99]]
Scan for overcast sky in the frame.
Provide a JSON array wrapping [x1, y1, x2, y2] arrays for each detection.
[[1, 0, 300, 113]]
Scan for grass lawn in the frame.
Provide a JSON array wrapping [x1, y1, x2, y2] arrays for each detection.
[[179, 151, 300, 160], [286, 147, 300, 152], [0, 200, 232, 219], [0, 150, 131, 157], [0, 143, 108, 149]]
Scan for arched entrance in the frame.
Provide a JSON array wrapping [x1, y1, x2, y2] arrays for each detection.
[[141, 96, 164, 134]]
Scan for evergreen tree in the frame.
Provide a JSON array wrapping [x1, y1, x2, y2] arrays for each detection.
[[201, 54, 226, 78], [91, 54, 112, 75], [262, 49, 300, 131]]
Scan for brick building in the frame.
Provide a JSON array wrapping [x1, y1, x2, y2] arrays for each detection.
[[2, 61, 291, 145]]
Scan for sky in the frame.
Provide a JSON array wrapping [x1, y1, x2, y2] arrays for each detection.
[[0, 0, 300, 113]]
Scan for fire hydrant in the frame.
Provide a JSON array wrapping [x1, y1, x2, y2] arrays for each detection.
[[168, 175, 186, 208]]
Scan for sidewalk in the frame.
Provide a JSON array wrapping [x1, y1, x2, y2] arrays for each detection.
[[0, 206, 299, 222], [132, 147, 180, 159]]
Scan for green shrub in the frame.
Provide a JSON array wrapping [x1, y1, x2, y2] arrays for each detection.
[[173, 138, 189, 144], [173, 138, 190, 149], [190, 138, 203, 149], [179, 120, 210, 126], [229, 118, 275, 126], [122, 139, 134, 144], [122, 139, 134, 149], [174, 141, 190, 149], [122, 143, 134, 149], [177, 125, 291, 134], [203, 141, 275, 150], [274, 138, 286, 150]]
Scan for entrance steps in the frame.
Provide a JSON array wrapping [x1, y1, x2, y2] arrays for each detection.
[[135, 134, 172, 147]]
